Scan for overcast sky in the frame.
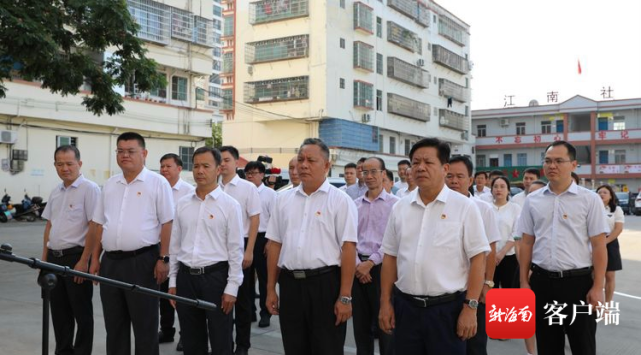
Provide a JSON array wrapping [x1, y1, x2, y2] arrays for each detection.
[[436, 0, 641, 110]]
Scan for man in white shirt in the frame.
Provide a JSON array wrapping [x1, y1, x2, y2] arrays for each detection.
[[511, 168, 541, 207], [339, 163, 358, 193], [90, 132, 174, 355], [446, 155, 500, 355], [379, 138, 490, 355], [346, 158, 368, 200], [244, 161, 278, 328], [266, 138, 357, 354], [393, 159, 410, 191], [519, 141, 608, 355], [473, 172, 491, 199], [41, 145, 100, 355], [395, 167, 416, 198], [168, 147, 244, 355], [219, 146, 261, 355], [158, 153, 195, 348], [288, 157, 301, 188]]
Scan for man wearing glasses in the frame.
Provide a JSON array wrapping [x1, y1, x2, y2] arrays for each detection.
[[352, 157, 398, 355], [91, 132, 174, 355], [518, 141, 608, 355]]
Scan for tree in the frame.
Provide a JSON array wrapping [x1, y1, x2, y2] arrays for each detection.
[[0, 0, 165, 116], [205, 121, 222, 148]]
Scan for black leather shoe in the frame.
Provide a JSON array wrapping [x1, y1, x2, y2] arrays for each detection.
[[234, 348, 249, 355], [176, 337, 183, 351], [158, 330, 175, 343], [258, 316, 270, 328]]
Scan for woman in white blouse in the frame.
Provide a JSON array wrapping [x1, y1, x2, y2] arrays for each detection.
[[491, 176, 522, 290], [596, 184, 624, 304]]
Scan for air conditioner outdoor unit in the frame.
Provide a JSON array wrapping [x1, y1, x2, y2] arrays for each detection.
[[417, 59, 425, 67], [500, 118, 509, 126], [362, 113, 371, 123], [439, 116, 448, 125], [0, 130, 18, 144]]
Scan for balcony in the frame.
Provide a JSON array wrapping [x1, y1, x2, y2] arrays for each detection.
[[432, 45, 469, 74], [387, 21, 421, 53], [127, 0, 171, 45], [353, 2, 373, 33], [387, 93, 430, 122], [353, 81, 374, 109], [439, 78, 469, 102], [222, 53, 233, 74], [245, 35, 309, 64], [387, 0, 416, 20], [387, 57, 429, 89], [223, 15, 234, 37], [416, 3, 429, 27], [171, 7, 193, 41], [244, 76, 309, 104], [249, 0, 309, 25], [193, 17, 214, 47], [353, 41, 374, 72], [222, 89, 233, 110], [438, 15, 468, 46], [439, 109, 468, 131]]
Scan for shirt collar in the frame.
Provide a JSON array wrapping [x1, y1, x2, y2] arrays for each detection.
[[191, 185, 223, 201], [362, 188, 389, 203], [117, 167, 148, 184], [295, 179, 331, 197], [257, 183, 265, 193], [60, 174, 85, 190], [411, 184, 450, 207], [171, 179, 184, 191], [221, 174, 241, 187], [542, 181, 578, 196]]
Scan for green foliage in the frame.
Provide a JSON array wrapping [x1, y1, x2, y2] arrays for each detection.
[[205, 122, 222, 148], [0, 0, 166, 116]]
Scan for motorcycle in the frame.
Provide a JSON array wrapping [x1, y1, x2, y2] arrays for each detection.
[[0, 191, 42, 222]]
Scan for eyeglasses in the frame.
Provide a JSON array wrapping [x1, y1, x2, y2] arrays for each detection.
[[115, 149, 140, 156], [244, 171, 261, 176], [361, 169, 383, 176], [542, 159, 573, 166]]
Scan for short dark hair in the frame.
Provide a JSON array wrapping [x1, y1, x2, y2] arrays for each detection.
[[117, 132, 146, 149], [366, 156, 386, 171], [54, 145, 80, 161], [385, 169, 394, 182], [344, 163, 357, 170], [448, 156, 473, 177], [491, 176, 512, 200], [244, 161, 266, 174], [219, 145, 240, 160], [409, 137, 450, 165], [545, 140, 576, 161], [474, 171, 487, 179], [160, 153, 183, 167], [192, 147, 222, 166], [357, 157, 367, 164], [571, 172, 580, 184], [300, 138, 330, 161], [489, 169, 504, 178], [523, 168, 541, 179], [398, 159, 411, 167], [596, 184, 618, 213]]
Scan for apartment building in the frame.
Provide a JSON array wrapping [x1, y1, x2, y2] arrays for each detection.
[[0, 0, 215, 198], [221, 0, 473, 175], [472, 95, 641, 192]]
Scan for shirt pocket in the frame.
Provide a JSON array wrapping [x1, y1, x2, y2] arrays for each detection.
[[66, 202, 86, 223], [432, 221, 462, 249]]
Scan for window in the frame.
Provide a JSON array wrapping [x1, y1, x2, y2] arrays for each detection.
[[376, 17, 382, 38], [213, 5, 222, 17], [404, 139, 411, 156], [389, 136, 396, 154], [353, 81, 373, 108], [504, 154, 512, 167], [340, 78, 345, 89], [223, 16, 234, 37], [179, 146, 194, 171], [428, 43, 431, 51], [476, 155, 486, 167], [598, 150, 608, 164], [213, 59, 222, 71], [465, 105, 469, 117], [517, 153, 527, 166], [353, 2, 373, 32], [172, 76, 188, 101], [556, 120, 564, 133], [541, 121, 552, 134], [213, 18, 222, 30], [56, 136, 77, 147], [613, 116, 625, 130], [150, 72, 167, 100], [213, 47, 222, 57], [516, 122, 526, 135], [171, 7, 193, 41], [615, 150, 626, 164], [379, 134, 383, 152], [353, 41, 374, 71], [465, 78, 469, 88], [477, 124, 486, 137], [489, 158, 499, 167], [340, 38, 345, 49], [340, 0, 345, 8], [376, 53, 383, 74], [376, 90, 382, 111]]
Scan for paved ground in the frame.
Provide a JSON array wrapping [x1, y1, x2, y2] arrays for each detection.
[[1, 218, 641, 355]]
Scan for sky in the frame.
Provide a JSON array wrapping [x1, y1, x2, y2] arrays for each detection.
[[435, 0, 641, 110]]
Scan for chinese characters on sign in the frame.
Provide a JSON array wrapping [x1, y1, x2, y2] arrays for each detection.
[[543, 301, 620, 326], [504, 95, 515, 107], [601, 86, 614, 99], [547, 91, 558, 103]]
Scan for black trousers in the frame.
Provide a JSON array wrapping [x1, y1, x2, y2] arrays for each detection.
[[393, 289, 466, 355], [234, 238, 253, 350], [530, 271, 596, 355], [176, 265, 233, 355], [100, 248, 159, 355], [253, 232, 270, 319], [494, 254, 519, 289], [279, 267, 346, 355], [48, 250, 94, 355], [159, 279, 176, 335], [466, 302, 487, 355], [352, 264, 393, 355]]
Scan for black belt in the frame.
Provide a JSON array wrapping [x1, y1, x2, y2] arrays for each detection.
[[281, 265, 338, 280], [104, 244, 158, 259], [48, 246, 84, 258], [180, 261, 228, 276], [397, 289, 462, 308], [531, 264, 593, 279], [358, 254, 370, 262]]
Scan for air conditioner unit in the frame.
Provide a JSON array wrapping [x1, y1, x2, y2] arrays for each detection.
[[439, 116, 448, 125], [247, 66, 253, 75], [361, 113, 371, 123], [500, 118, 509, 127], [417, 59, 425, 67], [0, 130, 18, 144]]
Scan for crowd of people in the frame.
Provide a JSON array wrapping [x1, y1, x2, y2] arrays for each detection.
[[39, 132, 624, 355]]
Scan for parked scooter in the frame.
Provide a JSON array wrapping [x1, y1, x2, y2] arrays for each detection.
[[0, 190, 42, 222]]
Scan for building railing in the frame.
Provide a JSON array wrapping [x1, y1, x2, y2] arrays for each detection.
[[244, 76, 309, 103], [438, 15, 468, 46], [193, 16, 214, 47], [432, 45, 469, 74], [249, 0, 309, 25], [223, 15, 234, 37], [439, 78, 469, 102], [387, 21, 422, 53], [439, 108, 468, 131], [387, 0, 429, 27], [353, 2, 373, 33], [353, 81, 374, 108], [354, 41, 374, 72], [245, 35, 309, 64], [222, 89, 233, 110], [171, 7, 193, 41], [387, 93, 430, 122], [387, 57, 429, 89]]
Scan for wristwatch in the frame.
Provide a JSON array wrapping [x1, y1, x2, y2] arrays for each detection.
[[484, 280, 495, 288], [464, 298, 479, 310], [158, 255, 170, 264], [339, 296, 352, 305]]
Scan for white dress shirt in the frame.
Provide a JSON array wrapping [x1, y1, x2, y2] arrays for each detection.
[[492, 201, 521, 256], [473, 185, 492, 200], [604, 205, 624, 235], [220, 174, 261, 238], [518, 182, 609, 271], [168, 187, 244, 295], [266, 179, 358, 270], [393, 180, 408, 191], [93, 168, 174, 252], [395, 187, 415, 199], [257, 183, 277, 233], [42, 175, 101, 250], [382, 186, 490, 296], [171, 178, 195, 204], [471, 197, 501, 245], [511, 191, 526, 207]]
